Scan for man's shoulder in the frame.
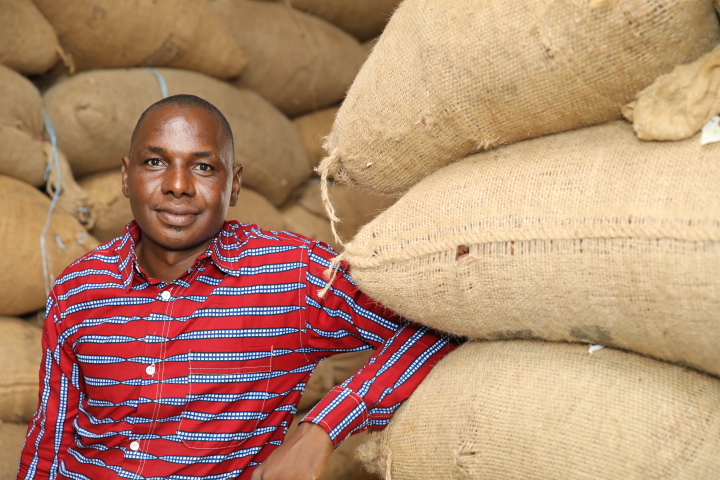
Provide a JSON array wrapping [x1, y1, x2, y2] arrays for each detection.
[[228, 221, 339, 259], [51, 234, 130, 293]]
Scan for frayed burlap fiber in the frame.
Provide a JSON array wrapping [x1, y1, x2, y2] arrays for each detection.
[[43, 68, 310, 205], [321, 0, 720, 195], [343, 121, 720, 377], [357, 341, 720, 480], [32, 0, 247, 78]]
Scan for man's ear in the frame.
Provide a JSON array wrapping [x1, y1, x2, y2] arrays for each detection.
[[121, 155, 130, 199], [229, 164, 243, 207]]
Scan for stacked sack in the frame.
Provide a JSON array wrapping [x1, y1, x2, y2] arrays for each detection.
[[317, 0, 720, 478], [0, 1, 403, 479]]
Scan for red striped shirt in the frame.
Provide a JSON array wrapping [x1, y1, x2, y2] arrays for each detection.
[[18, 221, 456, 480]]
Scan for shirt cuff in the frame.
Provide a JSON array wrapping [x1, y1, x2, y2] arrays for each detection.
[[301, 386, 369, 448]]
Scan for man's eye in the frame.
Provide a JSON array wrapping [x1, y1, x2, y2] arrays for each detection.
[[196, 163, 213, 172], [146, 158, 163, 166]]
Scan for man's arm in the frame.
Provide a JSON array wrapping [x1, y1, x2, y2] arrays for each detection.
[[17, 294, 81, 480], [252, 242, 458, 479]]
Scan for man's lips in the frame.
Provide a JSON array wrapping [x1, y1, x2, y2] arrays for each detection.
[[153, 205, 202, 226]]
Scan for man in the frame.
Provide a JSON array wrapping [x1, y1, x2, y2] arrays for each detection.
[[18, 94, 455, 480]]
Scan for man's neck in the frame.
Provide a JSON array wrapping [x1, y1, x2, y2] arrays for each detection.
[[135, 239, 211, 285]]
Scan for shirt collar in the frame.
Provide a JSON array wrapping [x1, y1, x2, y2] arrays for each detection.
[[117, 220, 247, 290]]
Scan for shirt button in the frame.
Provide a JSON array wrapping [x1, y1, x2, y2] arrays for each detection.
[[129, 441, 140, 451], [160, 291, 171, 301], [146, 364, 156, 376]]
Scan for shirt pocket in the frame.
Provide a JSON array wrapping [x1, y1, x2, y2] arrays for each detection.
[[178, 348, 274, 450]]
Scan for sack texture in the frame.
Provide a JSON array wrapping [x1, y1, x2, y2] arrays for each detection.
[[0, 422, 29, 480], [208, 0, 368, 116], [0, 65, 48, 186], [227, 188, 285, 233], [0, 0, 60, 74], [0, 175, 99, 316], [343, 122, 720, 377], [623, 44, 720, 141], [358, 341, 720, 480], [321, 0, 720, 195], [293, 107, 339, 171], [43, 68, 310, 205], [288, 0, 401, 41], [0, 317, 42, 424], [78, 169, 131, 242], [32, 0, 247, 78]]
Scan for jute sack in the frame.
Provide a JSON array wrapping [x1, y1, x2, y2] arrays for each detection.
[[281, 202, 339, 251], [43, 68, 310, 205], [358, 341, 720, 480], [293, 107, 339, 171], [288, 411, 376, 480], [298, 350, 373, 411], [207, 0, 368, 117], [287, 0, 401, 41], [77, 169, 131, 242], [298, 180, 396, 243], [0, 317, 41, 424], [320, 0, 720, 195], [44, 146, 96, 230], [0, 65, 47, 187], [0, 422, 28, 480], [32, 0, 247, 79], [0, 0, 61, 74], [0, 175, 99, 316], [341, 121, 720, 377], [227, 188, 285, 233], [623, 44, 720, 141]]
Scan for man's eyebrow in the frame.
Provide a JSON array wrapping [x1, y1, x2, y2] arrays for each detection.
[[144, 145, 166, 154], [193, 151, 214, 158]]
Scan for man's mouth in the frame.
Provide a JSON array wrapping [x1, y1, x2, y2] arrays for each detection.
[[154, 205, 202, 227]]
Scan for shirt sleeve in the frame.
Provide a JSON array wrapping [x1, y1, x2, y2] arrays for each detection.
[[300, 243, 459, 447], [17, 293, 81, 480]]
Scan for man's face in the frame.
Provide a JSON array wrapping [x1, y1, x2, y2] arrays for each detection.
[[121, 105, 242, 254]]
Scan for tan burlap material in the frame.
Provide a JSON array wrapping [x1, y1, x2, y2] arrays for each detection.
[[32, 0, 246, 78], [281, 202, 339, 251], [43, 68, 310, 205], [298, 350, 373, 411], [288, 410, 377, 480], [298, 181, 396, 244], [320, 0, 720, 195], [0, 317, 41, 424], [358, 341, 720, 480], [207, 0, 368, 116], [44, 146, 96, 230], [0, 175, 99, 316], [0, 0, 60, 74], [288, 0, 401, 41], [342, 121, 720, 377], [293, 107, 339, 170], [624, 44, 720, 141], [77, 169, 131, 243], [0, 422, 28, 480], [0, 65, 47, 187], [227, 188, 286, 233]]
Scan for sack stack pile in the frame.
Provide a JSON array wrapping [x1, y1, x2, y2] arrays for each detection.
[[0, 1, 401, 479], [315, 0, 720, 478]]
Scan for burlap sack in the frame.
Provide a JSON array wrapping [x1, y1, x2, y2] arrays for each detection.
[[298, 181, 396, 243], [43, 68, 310, 205], [287, 0, 401, 41], [293, 107, 339, 170], [77, 169, 131, 242], [0, 422, 28, 480], [341, 121, 720, 377], [32, 0, 246, 79], [623, 45, 720, 141], [281, 202, 339, 251], [44, 146, 96, 230], [320, 0, 720, 195], [288, 411, 377, 480], [0, 0, 60, 74], [358, 341, 720, 480], [207, 0, 368, 117], [0, 317, 41, 424], [0, 65, 47, 187], [227, 188, 285, 233], [298, 350, 373, 411], [0, 175, 99, 316]]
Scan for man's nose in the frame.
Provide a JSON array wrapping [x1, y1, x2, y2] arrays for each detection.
[[163, 164, 196, 197]]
